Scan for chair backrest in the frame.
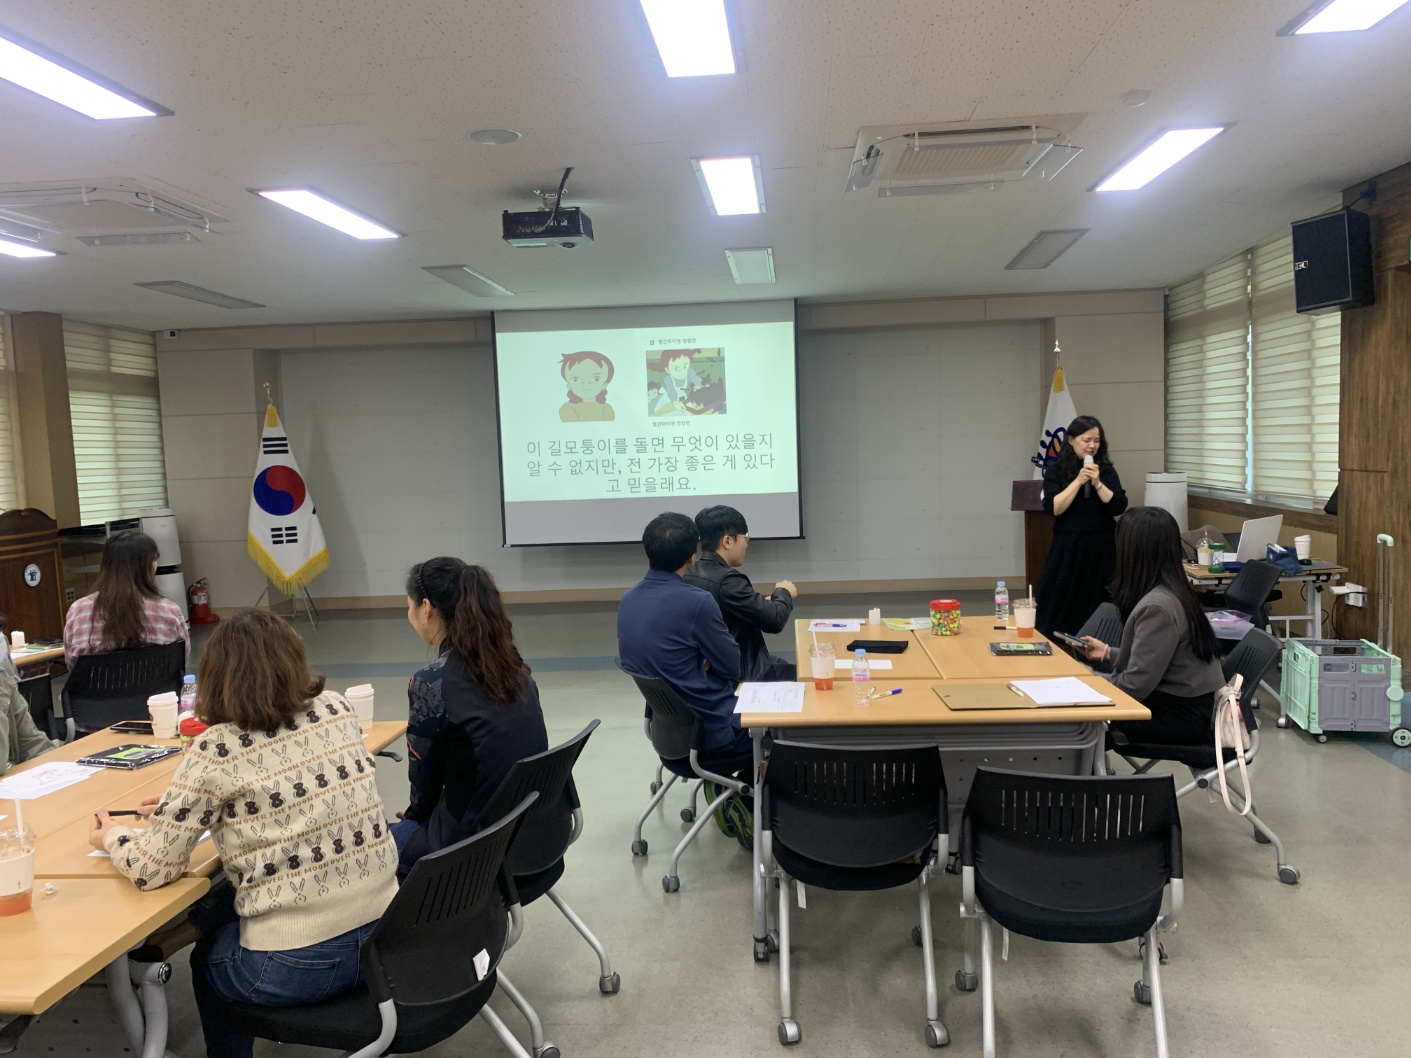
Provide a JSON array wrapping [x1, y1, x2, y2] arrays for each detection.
[[617, 664, 700, 760], [1076, 602, 1123, 648], [17, 673, 54, 740], [764, 740, 945, 869], [475, 720, 599, 878], [1222, 628, 1282, 733], [1223, 560, 1283, 628], [962, 768, 1181, 879], [362, 793, 536, 1007], [61, 641, 186, 730]]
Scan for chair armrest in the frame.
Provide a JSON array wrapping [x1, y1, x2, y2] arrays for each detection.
[[960, 864, 978, 916], [505, 902, 525, 950], [568, 806, 585, 847], [375, 749, 403, 763], [64, 717, 76, 744], [689, 749, 750, 797], [1160, 878, 1184, 933]]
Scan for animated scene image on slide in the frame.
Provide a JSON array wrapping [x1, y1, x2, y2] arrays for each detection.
[[647, 346, 726, 416], [558, 350, 615, 422]]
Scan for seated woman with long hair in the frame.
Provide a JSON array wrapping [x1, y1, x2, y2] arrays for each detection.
[[392, 558, 548, 873], [1080, 506, 1226, 747], [89, 609, 398, 1058], [64, 529, 188, 665]]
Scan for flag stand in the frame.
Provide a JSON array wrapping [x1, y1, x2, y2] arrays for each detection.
[[255, 579, 321, 632]]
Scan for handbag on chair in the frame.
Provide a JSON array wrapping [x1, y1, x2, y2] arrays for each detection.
[[1212, 673, 1251, 816]]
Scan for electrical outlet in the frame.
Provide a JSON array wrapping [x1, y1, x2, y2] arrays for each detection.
[[1346, 583, 1366, 608]]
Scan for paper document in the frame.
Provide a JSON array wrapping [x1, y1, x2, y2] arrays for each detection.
[[1009, 677, 1113, 706], [808, 619, 861, 632], [883, 618, 931, 631], [91, 829, 210, 857], [835, 658, 893, 671], [735, 682, 806, 714], [0, 762, 96, 800]]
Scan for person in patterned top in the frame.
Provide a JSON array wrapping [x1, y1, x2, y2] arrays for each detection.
[[63, 530, 189, 667], [89, 609, 397, 1058]]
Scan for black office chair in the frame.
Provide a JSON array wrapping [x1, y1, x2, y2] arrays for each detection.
[[959, 768, 1183, 1058], [1202, 559, 1284, 631], [761, 740, 949, 1048], [209, 794, 538, 1058], [1115, 629, 1298, 885], [17, 672, 57, 741], [1075, 602, 1123, 649], [619, 664, 753, 893], [60, 641, 185, 739]]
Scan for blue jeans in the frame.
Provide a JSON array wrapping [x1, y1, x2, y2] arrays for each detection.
[[189, 881, 377, 1058]]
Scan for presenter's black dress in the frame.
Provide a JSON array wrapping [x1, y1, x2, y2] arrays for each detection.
[[1036, 461, 1128, 638]]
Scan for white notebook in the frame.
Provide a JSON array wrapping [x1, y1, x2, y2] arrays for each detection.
[[1008, 677, 1113, 707]]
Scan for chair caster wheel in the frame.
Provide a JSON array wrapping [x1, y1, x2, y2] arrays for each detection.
[[662, 875, 680, 893], [954, 970, 977, 993], [631, 840, 647, 857], [649, 781, 661, 794], [778, 1018, 801, 1045], [1278, 865, 1300, 885], [1133, 982, 1151, 1006], [944, 853, 960, 876], [1392, 727, 1411, 748], [599, 973, 620, 995], [911, 926, 924, 947], [767, 930, 779, 953], [1317, 734, 1328, 743], [680, 808, 695, 823], [1253, 828, 1271, 844], [924, 1021, 949, 1048], [1276, 716, 1289, 729], [753, 939, 771, 963], [538, 1045, 560, 1058]]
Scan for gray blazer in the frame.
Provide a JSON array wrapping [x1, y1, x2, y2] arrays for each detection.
[[1110, 586, 1225, 702]]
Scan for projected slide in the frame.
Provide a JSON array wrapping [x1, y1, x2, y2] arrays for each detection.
[[494, 300, 800, 545]]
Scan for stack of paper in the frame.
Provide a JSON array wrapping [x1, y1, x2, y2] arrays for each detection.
[[0, 762, 96, 800], [1008, 677, 1113, 706], [734, 683, 806, 714]]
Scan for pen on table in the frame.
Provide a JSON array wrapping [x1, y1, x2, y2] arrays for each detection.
[[868, 688, 902, 698], [104, 810, 146, 817]]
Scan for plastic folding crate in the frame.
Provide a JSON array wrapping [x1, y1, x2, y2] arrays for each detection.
[[1279, 638, 1408, 745]]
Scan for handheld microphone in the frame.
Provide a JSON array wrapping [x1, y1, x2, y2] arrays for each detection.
[[1082, 454, 1094, 498]]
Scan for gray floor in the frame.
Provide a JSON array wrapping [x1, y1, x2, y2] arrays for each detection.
[[16, 593, 1411, 1057]]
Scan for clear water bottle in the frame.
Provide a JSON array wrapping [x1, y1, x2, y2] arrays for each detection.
[[995, 581, 1010, 622], [178, 674, 197, 719], [852, 648, 871, 704]]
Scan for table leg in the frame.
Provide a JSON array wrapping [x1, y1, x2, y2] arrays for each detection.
[[751, 726, 768, 960], [104, 952, 179, 1058], [1311, 582, 1324, 639]]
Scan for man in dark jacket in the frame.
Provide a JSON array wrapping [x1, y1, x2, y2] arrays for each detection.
[[684, 505, 797, 682]]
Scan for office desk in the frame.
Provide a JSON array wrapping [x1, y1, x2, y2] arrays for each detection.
[[909, 620, 1091, 679], [742, 676, 1149, 959], [792, 620, 942, 680], [1184, 560, 1345, 638]]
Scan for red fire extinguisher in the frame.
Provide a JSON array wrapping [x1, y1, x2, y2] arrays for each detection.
[[188, 579, 219, 625]]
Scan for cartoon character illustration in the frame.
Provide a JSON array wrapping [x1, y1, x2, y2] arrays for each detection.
[[658, 349, 703, 414], [558, 351, 615, 422], [683, 380, 726, 415], [647, 380, 664, 415]]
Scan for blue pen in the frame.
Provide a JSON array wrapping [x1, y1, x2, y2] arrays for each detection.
[[868, 688, 902, 699]]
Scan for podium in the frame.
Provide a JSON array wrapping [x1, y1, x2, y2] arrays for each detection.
[[1011, 480, 1052, 590], [0, 508, 68, 642]]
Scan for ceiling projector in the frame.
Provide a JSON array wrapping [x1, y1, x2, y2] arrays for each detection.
[[502, 207, 593, 248]]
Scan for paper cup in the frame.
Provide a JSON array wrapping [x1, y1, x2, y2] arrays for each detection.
[[8, 630, 23, 649], [345, 684, 375, 731], [0, 844, 35, 917], [1013, 601, 1037, 639], [148, 691, 179, 738], [1294, 535, 1312, 561], [868, 608, 882, 626], [808, 643, 835, 691]]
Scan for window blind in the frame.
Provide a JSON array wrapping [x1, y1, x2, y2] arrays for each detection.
[[1250, 235, 1341, 503], [0, 316, 22, 510], [64, 321, 168, 523], [1165, 252, 1251, 493]]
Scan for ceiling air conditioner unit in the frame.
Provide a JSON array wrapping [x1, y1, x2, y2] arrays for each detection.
[[845, 117, 1085, 196]]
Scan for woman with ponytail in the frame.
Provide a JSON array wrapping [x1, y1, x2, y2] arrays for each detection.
[[391, 557, 547, 872]]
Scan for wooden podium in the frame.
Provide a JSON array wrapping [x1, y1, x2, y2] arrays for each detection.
[[0, 509, 68, 642], [1011, 480, 1052, 590]]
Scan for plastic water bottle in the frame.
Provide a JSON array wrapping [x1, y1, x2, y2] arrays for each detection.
[[852, 648, 871, 704], [995, 581, 1010, 623], [178, 674, 197, 719]]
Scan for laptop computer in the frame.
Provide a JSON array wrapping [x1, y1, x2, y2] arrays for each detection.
[[1231, 514, 1283, 562]]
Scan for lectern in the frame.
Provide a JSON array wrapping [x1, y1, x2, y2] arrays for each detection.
[[0, 508, 67, 641]]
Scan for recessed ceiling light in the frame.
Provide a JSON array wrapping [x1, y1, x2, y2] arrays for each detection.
[[0, 28, 171, 119], [1094, 127, 1228, 192], [692, 156, 765, 215], [1282, 0, 1411, 34], [640, 0, 736, 76], [250, 188, 402, 240], [1120, 89, 1151, 107], [468, 128, 522, 145], [724, 248, 776, 284], [1005, 229, 1089, 270], [423, 265, 515, 297], [134, 281, 264, 309], [0, 236, 57, 258]]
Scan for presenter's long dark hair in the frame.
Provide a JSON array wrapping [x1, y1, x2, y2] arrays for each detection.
[[92, 530, 164, 651], [1109, 507, 1218, 663], [407, 558, 530, 703], [561, 350, 614, 404], [1055, 414, 1112, 482]]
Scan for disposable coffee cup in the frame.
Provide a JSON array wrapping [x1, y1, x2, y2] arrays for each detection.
[[808, 643, 835, 691], [345, 684, 375, 731], [1294, 535, 1312, 561], [148, 691, 179, 739], [8, 630, 23, 649], [0, 826, 36, 917], [1013, 600, 1037, 639], [868, 608, 882, 626]]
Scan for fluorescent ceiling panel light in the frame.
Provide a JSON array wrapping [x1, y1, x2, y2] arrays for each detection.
[[724, 247, 775, 284], [692, 156, 765, 215], [1094, 127, 1227, 191], [135, 281, 264, 309], [640, 0, 735, 76], [78, 231, 199, 247], [252, 189, 401, 240], [0, 28, 170, 119], [0, 236, 56, 258], [1005, 229, 1089, 270], [1285, 0, 1411, 33], [423, 265, 515, 297]]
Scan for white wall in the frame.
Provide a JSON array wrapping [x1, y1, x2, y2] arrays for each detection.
[[279, 321, 1040, 598]]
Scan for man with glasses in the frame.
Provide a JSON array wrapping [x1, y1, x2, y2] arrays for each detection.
[[685, 505, 798, 682]]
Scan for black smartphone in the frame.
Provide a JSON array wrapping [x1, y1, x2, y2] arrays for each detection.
[[110, 720, 154, 735], [1053, 631, 1089, 650]]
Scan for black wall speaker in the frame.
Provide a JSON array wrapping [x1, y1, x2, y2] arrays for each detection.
[[1291, 209, 1373, 314]]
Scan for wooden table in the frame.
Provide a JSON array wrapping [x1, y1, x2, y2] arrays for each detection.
[[11, 645, 64, 670], [1184, 559, 1345, 638], [792, 620, 943, 680], [909, 618, 1092, 680]]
